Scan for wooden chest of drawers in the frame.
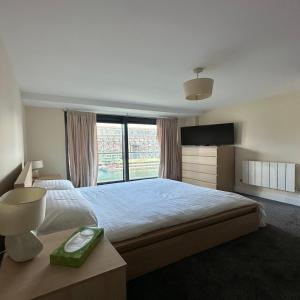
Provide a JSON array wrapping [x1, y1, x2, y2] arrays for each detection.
[[181, 145, 235, 191]]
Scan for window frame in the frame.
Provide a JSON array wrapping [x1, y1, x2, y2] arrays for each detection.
[[96, 114, 158, 185]]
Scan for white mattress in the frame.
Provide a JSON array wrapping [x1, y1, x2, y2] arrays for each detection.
[[79, 178, 265, 242]]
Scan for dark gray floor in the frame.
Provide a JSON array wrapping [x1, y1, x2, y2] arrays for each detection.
[[127, 196, 300, 300], [250, 196, 300, 237]]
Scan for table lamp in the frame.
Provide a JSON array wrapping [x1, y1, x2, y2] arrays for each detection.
[[32, 160, 44, 178], [0, 187, 46, 262]]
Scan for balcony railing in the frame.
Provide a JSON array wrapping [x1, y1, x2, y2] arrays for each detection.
[[97, 151, 160, 183]]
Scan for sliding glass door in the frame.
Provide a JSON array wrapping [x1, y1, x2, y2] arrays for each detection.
[[128, 124, 160, 180], [97, 123, 124, 183], [96, 116, 159, 184]]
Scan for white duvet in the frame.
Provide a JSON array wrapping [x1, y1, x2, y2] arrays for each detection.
[[79, 178, 265, 242]]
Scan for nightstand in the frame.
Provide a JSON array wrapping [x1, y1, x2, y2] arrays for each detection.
[[0, 229, 127, 300], [37, 174, 62, 180]]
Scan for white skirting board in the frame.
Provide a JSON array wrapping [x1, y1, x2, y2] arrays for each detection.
[[235, 185, 300, 207]]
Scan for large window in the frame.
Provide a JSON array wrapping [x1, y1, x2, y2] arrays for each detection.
[[96, 116, 160, 184], [97, 123, 124, 183], [128, 124, 160, 180]]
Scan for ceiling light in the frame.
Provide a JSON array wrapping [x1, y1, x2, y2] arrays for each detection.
[[183, 67, 214, 100]]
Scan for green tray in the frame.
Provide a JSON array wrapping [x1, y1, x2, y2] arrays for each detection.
[[50, 226, 104, 268]]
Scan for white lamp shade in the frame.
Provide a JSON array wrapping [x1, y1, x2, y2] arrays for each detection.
[[183, 78, 214, 100], [0, 188, 46, 236], [31, 160, 44, 170]]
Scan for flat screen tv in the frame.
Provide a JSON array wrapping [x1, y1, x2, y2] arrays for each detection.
[[181, 123, 234, 146]]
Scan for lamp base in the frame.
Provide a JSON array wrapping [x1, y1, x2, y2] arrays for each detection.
[[5, 231, 43, 262]]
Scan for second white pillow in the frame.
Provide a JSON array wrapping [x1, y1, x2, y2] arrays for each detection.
[[33, 179, 75, 190]]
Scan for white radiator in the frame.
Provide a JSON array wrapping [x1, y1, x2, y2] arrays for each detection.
[[242, 160, 296, 192]]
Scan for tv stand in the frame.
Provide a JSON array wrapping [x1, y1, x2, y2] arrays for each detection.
[[181, 145, 235, 191]]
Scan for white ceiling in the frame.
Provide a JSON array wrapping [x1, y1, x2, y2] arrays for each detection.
[[0, 0, 300, 116]]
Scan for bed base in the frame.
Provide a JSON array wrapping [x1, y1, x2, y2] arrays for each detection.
[[117, 209, 260, 280]]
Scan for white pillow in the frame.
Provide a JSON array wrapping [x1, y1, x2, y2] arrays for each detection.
[[33, 179, 75, 190], [37, 189, 97, 235]]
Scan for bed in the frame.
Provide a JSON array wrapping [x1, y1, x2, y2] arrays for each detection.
[[14, 162, 265, 280]]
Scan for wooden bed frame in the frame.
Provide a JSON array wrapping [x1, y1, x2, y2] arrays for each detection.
[[15, 162, 261, 280]]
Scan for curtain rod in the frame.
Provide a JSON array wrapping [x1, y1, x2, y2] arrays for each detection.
[[63, 109, 176, 119]]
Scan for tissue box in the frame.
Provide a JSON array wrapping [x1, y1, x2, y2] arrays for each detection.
[[50, 226, 104, 267]]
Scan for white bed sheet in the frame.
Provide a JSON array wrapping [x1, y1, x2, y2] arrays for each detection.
[[79, 178, 265, 242]]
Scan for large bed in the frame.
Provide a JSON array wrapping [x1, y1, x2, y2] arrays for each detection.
[[15, 162, 265, 280]]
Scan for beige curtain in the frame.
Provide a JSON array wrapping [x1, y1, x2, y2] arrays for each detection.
[[157, 118, 181, 180], [66, 111, 98, 187]]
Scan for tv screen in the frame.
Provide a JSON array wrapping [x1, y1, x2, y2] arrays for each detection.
[[181, 123, 234, 146]]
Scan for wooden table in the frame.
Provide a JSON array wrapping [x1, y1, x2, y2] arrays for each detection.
[[0, 229, 127, 300]]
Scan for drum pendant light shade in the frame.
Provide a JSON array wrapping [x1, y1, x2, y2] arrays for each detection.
[[183, 67, 214, 100], [184, 78, 214, 100]]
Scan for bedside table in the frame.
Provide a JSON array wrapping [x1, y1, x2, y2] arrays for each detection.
[[0, 229, 127, 300], [37, 174, 62, 180]]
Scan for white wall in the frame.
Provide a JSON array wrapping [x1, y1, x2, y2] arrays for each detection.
[[25, 106, 67, 178], [0, 38, 24, 196], [179, 92, 300, 205]]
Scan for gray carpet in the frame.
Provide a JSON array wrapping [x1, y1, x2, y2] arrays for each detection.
[[127, 196, 300, 300]]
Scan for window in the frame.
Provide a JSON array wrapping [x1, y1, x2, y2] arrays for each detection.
[[128, 124, 160, 180], [97, 123, 124, 183], [96, 115, 160, 184]]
